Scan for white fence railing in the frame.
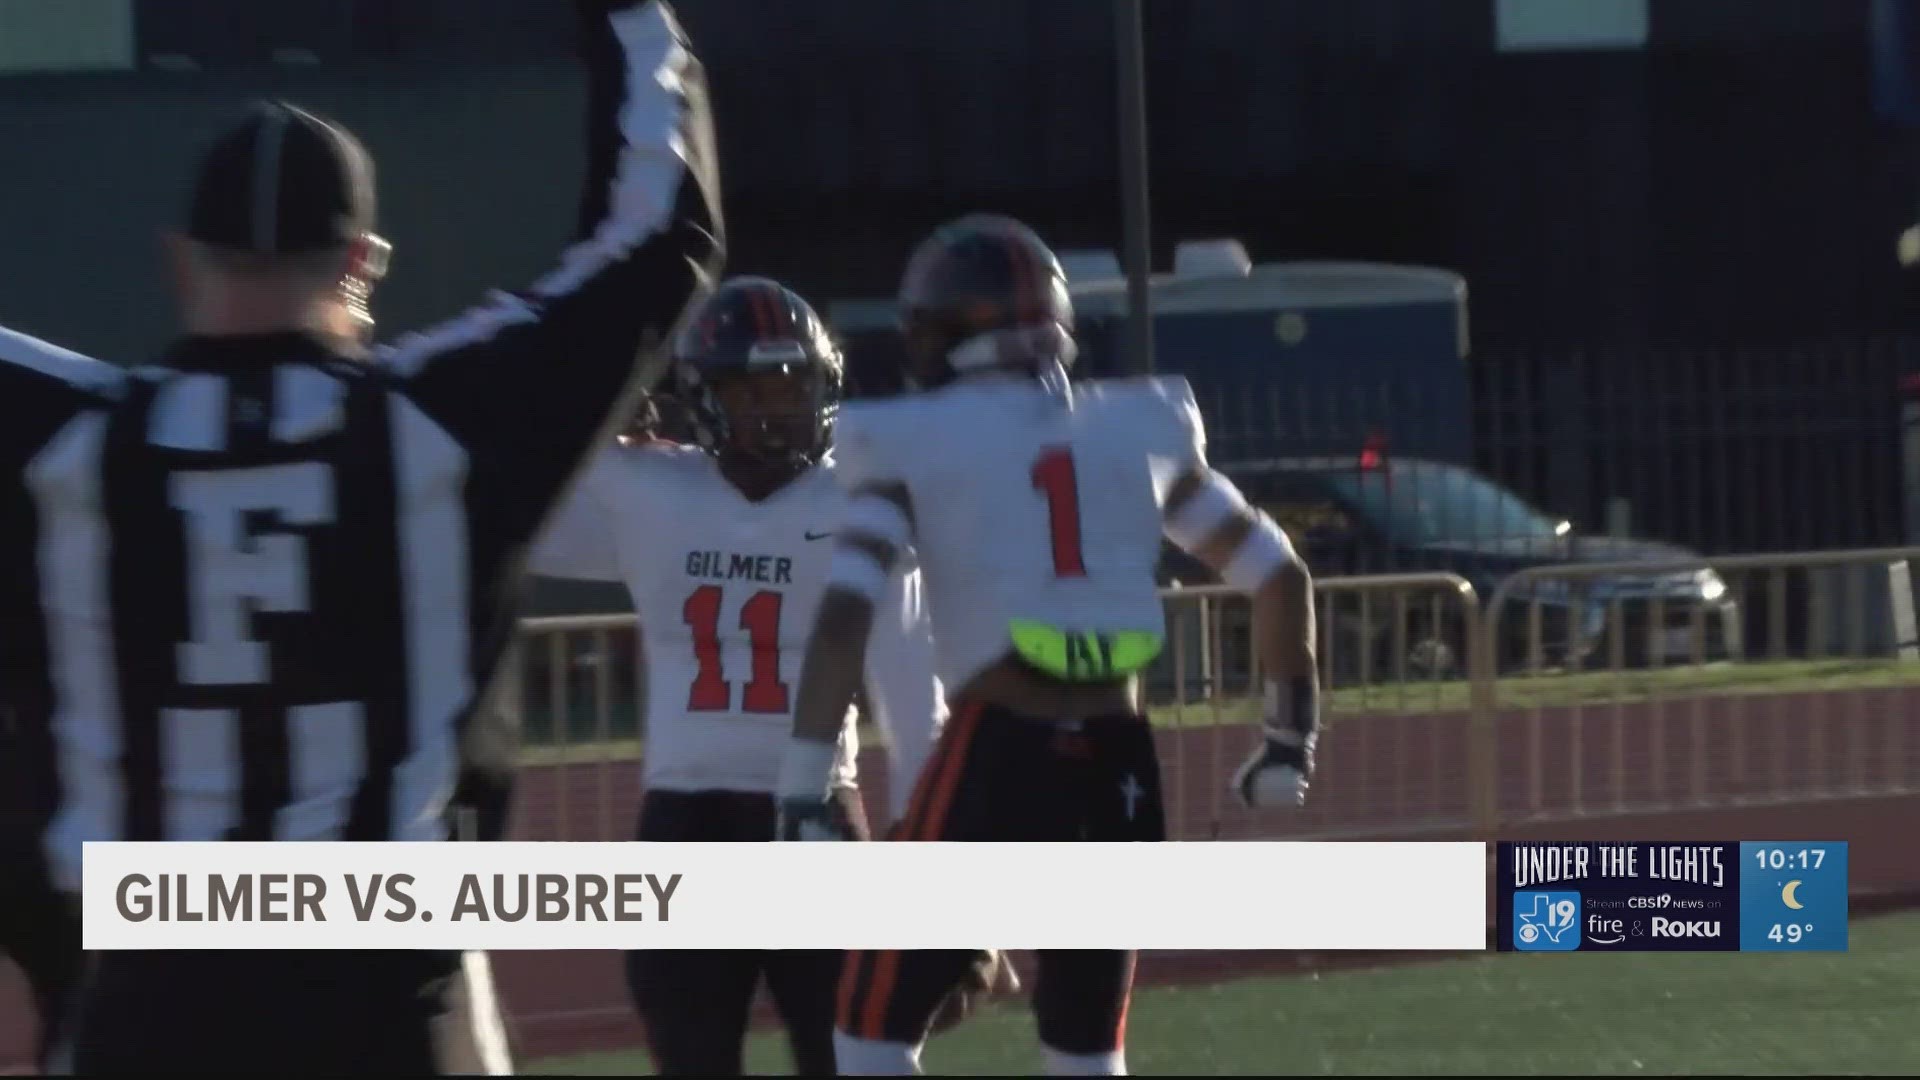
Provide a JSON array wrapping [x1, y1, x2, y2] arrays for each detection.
[[502, 547, 1920, 843]]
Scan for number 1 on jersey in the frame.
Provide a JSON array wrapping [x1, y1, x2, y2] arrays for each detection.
[[1031, 445, 1087, 577], [682, 585, 790, 713]]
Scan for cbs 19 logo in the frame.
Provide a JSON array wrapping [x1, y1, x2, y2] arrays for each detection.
[[1512, 891, 1581, 951]]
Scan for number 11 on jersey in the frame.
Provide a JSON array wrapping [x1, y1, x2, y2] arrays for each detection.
[[1031, 445, 1086, 577], [682, 585, 789, 713]]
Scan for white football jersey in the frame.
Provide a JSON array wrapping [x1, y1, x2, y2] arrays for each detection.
[[531, 441, 943, 801], [831, 374, 1207, 692]]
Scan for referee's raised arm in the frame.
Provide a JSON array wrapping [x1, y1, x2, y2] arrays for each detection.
[[378, 0, 725, 522]]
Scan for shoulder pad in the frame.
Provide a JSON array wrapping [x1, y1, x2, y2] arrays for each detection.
[[1092, 374, 1205, 465], [829, 400, 912, 487], [1150, 375, 1206, 459]]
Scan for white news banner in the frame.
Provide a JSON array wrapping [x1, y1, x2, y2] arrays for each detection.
[[82, 841, 1488, 951]]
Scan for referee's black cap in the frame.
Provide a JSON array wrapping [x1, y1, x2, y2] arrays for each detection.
[[186, 100, 377, 257]]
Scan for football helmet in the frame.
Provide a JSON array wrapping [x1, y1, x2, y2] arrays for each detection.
[[896, 212, 1076, 390], [671, 276, 844, 478]]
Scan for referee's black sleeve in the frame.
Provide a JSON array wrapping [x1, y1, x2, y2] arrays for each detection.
[[0, 326, 119, 824], [378, 0, 723, 530]]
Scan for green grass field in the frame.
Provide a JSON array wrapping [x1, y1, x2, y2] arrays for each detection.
[[516, 656, 1920, 767], [526, 909, 1920, 1076]]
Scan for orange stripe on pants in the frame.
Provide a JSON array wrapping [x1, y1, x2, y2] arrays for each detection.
[[836, 949, 867, 1033], [851, 703, 984, 1040], [908, 703, 981, 842], [856, 950, 903, 1042]]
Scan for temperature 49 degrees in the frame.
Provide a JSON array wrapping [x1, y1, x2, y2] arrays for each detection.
[[1738, 841, 1847, 951], [1766, 922, 1816, 945]]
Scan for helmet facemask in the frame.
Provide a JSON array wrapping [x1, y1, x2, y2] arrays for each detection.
[[687, 357, 838, 482], [669, 276, 844, 488]]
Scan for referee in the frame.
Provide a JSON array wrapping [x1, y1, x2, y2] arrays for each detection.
[[0, 330, 108, 1074], [2, 0, 722, 1073]]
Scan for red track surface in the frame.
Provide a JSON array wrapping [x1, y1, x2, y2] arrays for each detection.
[[9, 685, 1920, 1069]]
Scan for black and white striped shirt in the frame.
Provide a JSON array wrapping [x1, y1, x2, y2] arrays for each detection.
[[0, 0, 722, 891]]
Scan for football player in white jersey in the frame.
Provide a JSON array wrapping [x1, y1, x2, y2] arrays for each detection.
[[776, 216, 1321, 1077], [530, 276, 1003, 1075]]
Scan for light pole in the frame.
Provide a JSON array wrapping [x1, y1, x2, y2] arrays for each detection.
[[1114, 0, 1154, 375]]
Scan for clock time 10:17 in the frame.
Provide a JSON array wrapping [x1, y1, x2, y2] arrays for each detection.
[[1753, 848, 1825, 871]]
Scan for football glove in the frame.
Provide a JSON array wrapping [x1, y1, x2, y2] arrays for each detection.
[[775, 790, 862, 843], [931, 950, 1022, 1035], [776, 738, 858, 841], [1232, 676, 1318, 810]]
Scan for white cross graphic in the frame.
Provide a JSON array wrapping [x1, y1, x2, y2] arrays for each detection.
[[1119, 774, 1145, 822]]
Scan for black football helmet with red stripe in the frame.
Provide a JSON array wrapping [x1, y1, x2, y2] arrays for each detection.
[[896, 213, 1076, 391], [671, 276, 844, 480]]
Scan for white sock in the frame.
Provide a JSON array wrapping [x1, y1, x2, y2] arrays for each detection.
[[834, 1031, 923, 1075], [1044, 1045, 1128, 1076]]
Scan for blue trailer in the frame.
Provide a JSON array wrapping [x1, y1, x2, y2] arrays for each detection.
[[827, 250, 1470, 471], [1066, 256, 1471, 470]]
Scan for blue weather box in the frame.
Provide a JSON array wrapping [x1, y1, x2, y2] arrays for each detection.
[[1513, 890, 1583, 951], [1738, 843, 1848, 951]]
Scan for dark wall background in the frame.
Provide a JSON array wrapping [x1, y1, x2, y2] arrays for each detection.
[[6, 0, 1920, 553], [0, 63, 587, 362]]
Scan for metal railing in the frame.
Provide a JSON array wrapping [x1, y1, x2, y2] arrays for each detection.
[[1477, 545, 1920, 827], [505, 573, 1483, 844], [1150, 574, 1484, 841], [500, 613, 641, 845], [500, 546, 1920, 845]]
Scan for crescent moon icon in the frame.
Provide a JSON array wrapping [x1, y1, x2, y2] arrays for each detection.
[[1782, 880, 1804, 910]]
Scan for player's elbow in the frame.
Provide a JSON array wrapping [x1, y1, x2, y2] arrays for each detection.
[[1257, 557, 1312, 623], [1264, 555, 1310, 598], [1256, 558, 1317, 670]]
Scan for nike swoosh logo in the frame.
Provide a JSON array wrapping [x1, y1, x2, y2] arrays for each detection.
[[804, 531, 833, 541]]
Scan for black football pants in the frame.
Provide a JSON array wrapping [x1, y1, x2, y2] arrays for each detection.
[[837, 702, 1165, 1055]]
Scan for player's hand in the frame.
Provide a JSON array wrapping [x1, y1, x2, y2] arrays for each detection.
[[960, 948, 1019, 1000], [1233, 676, 1318, 810], [931, 950, 1021, 1034], [775, 737, 848, 840], [1231, 729, 1313, 810], [775, 793, 859, 842]]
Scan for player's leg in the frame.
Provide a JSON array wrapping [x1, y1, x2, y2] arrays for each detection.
[[424, 950, 516, 1075], [0, 820, 82, 1071], [69, 950, 451, 1074], [763, 947, 849, 1076], [1030, 951, 1137, 1076], [450, 760, 515, 842], [1027, 711, 1166, 1076], [627, 949, 758, 1075], [68, 951, 252, 1072], [834, 949, 980, 1075], [834, 704, 1041, 1074], [1085, 710, 1167, 846], [625, 790, 762, 1074], [331, 950, 509, 1075], [761, 786, 871, 1075]]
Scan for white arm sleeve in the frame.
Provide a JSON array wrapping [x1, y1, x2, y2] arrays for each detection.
[[528, 452, 624, 582], [860, 561, 945, 832]]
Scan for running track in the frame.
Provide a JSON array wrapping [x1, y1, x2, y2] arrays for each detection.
[[8, 685, 1920, 1068]]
